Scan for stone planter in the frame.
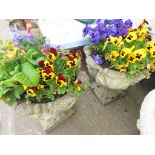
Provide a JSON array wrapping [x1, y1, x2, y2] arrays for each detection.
[[83, 45, 147, 105], [0, 71, 88, 134], [83, 45, 146, 90], [137, 89, 155, 135]]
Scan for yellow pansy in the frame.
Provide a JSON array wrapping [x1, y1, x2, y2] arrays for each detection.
[[150, 60, 155, 69], [125, 32, 137, 42], [42, 72, 55, 82], [115, 64, 127, 72], [67, 58, 78, 68], [128, 52, 136, 63], [47, 53, 57, 62], [137, 25, 148, 36], [134, 49, 147, 61], [74, 79, 82, 91], [110, 36, 122, 46], [23, 85, 36, 97], [120, 47, 132, 58], [109, 50, 119, 61], [150, 50, 155, 57], [145, 41, 155, 52]]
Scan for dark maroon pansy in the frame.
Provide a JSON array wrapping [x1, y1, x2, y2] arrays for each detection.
[[49, 48, 57, 56], [38, 60, 45, 67], [58, 73, 66, 81], [44, 67, 52, 74], [77, 79, 82, 85]]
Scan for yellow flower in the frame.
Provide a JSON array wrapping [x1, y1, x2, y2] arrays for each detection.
[[110, 36, 122, 46], [120, 47, 132, 58], [26, 89, 36, 97], [134, 49, 147, 61], [120, 67, 127, 72], [109, 50, 119, 61], [42, 72, 55, 82], [125, 32, 137, 42], [56, 76, 67, 87], [115, 64, 127, 72], [138, 34, 146, 42], [4, 50, 16, 60], [74, 79, 82, 91], [150, 50, 155, 57], [67, 58, 78, 68], [47, 53, 56, 62], [137, 25, 148, 36], [128, 52, 136, 63], [145, 41, 155, 52], [150, 60, 155, 69], [23, 85, 36, 97]]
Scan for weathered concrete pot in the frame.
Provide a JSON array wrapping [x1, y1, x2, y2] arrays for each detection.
[[0, 71, 88, 134], [14, 94, 76, 133], [137, 89, 155, 135], [83, 45, 146, 90]]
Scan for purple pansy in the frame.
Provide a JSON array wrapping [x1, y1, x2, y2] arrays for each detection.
[[92, 55, 104, 64], [83, 24, 92, 37], [124, 19, 132, 28], [89, 31, 100, 44], [82, 19, 133, 44]]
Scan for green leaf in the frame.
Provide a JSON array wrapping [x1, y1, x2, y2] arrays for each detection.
[[0, 87, 10, 99], [57, 87, 66, 95], [14, 86, 25, 99], [0, 62, 40, 87], [25, 49, 39, 65]]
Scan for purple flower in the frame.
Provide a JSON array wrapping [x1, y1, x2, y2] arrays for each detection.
[[111, 19, 123, 27], [82, 19, 133, 44], [124, 19, 132, 28], [117, 26, 128, 37], [89, 31, 100, 44], [108, 26, 118, 36], [13, 30, 22, 44], [92, 55, 104, 64], [103, 19, 111, 26], [83, 24, 91, 37], [42, 39, 50, 48]]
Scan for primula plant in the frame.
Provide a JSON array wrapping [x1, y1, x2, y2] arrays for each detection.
[[0, 33, 86, 105], [83, 19, 155, 79]]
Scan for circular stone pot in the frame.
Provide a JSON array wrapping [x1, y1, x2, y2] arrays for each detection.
[[0, 71, 89, 134], [83, 45, 147, 90], [137, 89, 155, 135]]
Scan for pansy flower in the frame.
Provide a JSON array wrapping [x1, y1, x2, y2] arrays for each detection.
[[125, 32, 137, 42], [145, 41, 155, 52], [23, 85, 38, 97], [47, 47, 58, 62], [41, 68, 55, 82], [134, 49, 147, 61], [120, 47, 131, 58], [150, 60, 155, 69], [38, 60, 55, 82], [67, 54, 78, 68], [69, 49, 82, 60], [116, 64, 127, 72], [128, 52, 136, 63], [110, 36, 122, 46], [56, 73, 67, 87], [109, 50, 119, 61], [74, 79, 82, 91]]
